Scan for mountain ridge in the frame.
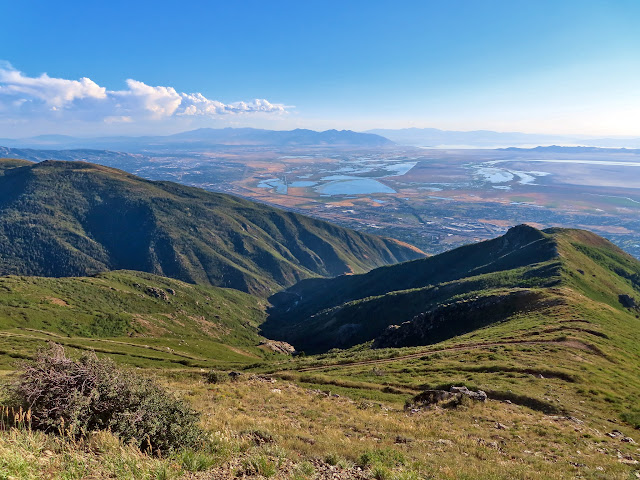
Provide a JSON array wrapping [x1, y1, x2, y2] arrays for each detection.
[[263, 225, 640, 352], [0, 159, 423, 295]]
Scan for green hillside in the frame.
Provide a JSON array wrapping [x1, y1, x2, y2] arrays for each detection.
[[0, 270, 272, 369], [1, 226, 639, 478], [263, 225, 640, 353], [259, 225, 640, 462], [0, 159, 423, 296]]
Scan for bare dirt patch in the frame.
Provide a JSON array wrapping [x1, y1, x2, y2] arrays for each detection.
[[46, 297, 70, 307]]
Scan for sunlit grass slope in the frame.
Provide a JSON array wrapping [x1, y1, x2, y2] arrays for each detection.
[[0, 270, 275, 369]]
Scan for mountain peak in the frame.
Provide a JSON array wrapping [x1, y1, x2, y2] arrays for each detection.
[[503, 224, 548, 244]]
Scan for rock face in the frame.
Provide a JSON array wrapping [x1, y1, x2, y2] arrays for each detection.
[[373, 290, 545, 349]]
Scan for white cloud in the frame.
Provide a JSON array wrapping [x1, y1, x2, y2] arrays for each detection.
[[116, 79, 183, 118], [0, 63, 287, 123], [177, 93, 286, 116], [0, 67, 106, 109]]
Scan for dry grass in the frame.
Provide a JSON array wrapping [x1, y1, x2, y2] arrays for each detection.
[[1, 373, 639, 479], [179, 376, 639, 479]]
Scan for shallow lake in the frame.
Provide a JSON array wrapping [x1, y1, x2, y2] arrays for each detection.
[[316, 178, 396, 195]]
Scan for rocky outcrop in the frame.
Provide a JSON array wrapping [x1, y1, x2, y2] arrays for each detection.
[[144, 286, 169, 301], [259, 340, 296, 355], [373, 290, 545, 349]]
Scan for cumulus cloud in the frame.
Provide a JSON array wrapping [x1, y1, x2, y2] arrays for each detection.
[[0, 63, 287, 123], [0, 67, 106, 109]]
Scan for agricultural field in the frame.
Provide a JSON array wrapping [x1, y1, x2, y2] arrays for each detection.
[[45, 145, 638, 259]]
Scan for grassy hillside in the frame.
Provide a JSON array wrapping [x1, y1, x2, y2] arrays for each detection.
[[1, 226, 639, 478], [0, 270, 275, 369], [0, 159, 423, 296], [263, 225, 640, 352]]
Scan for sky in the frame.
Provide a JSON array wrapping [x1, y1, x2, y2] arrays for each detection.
[[1, 0, 640, 137]]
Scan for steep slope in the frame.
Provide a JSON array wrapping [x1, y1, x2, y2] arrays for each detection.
[[0, 270, 271, 368], [0, 159, 423, 295], [263, 225, 640, 353]]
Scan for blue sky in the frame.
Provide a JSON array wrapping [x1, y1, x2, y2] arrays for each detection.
[[1, 0, 639, 136]]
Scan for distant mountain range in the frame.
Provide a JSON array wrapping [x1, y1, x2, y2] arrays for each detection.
[[5, 127, 640, 151], [366, 127, 640, 149], [0, 146, 147, 170], [0, 128, 393, 152], [0, 159, 423, 295], [499, 145, 640, 154]]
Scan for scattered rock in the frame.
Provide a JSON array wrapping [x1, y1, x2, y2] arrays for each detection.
[[144, 286, 169, 301], [395, 435, 414, 444], [251, 374, 277, 383], [228, 371, 242, 382], [298, 435, 316, 445], [437, 439, 453, 446], [166, 288, 176, 295], [241, 429, 274, 445], [495, 422, 509, 430]]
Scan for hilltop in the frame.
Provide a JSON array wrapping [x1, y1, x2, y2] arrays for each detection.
[[0, 159, 422, 295], [264, 225, 640, 352]]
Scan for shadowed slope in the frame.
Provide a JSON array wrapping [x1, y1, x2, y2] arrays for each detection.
[[263, 225, 640, 353]]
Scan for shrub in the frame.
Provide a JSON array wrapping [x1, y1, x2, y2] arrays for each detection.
[[11, 343, 202, 454], [204, 370, 228, 384]]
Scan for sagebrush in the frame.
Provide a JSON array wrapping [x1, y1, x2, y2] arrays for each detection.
[[11, 343, 202, 454]]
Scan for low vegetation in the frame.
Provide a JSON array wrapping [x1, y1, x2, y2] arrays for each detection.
[[8, 344, 202, 454], [0, 211, 639, 477]]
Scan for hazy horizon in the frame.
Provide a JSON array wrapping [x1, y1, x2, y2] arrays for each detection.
[[2, 1, 639, 138]]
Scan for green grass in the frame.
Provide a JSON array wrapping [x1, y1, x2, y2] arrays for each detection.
[[1, 220, 640, 477], [0, 270, 276, 369]]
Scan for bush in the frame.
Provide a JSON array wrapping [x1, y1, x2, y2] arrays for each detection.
[[204, 370, 228, 384], [11, 343, 202, 454]]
